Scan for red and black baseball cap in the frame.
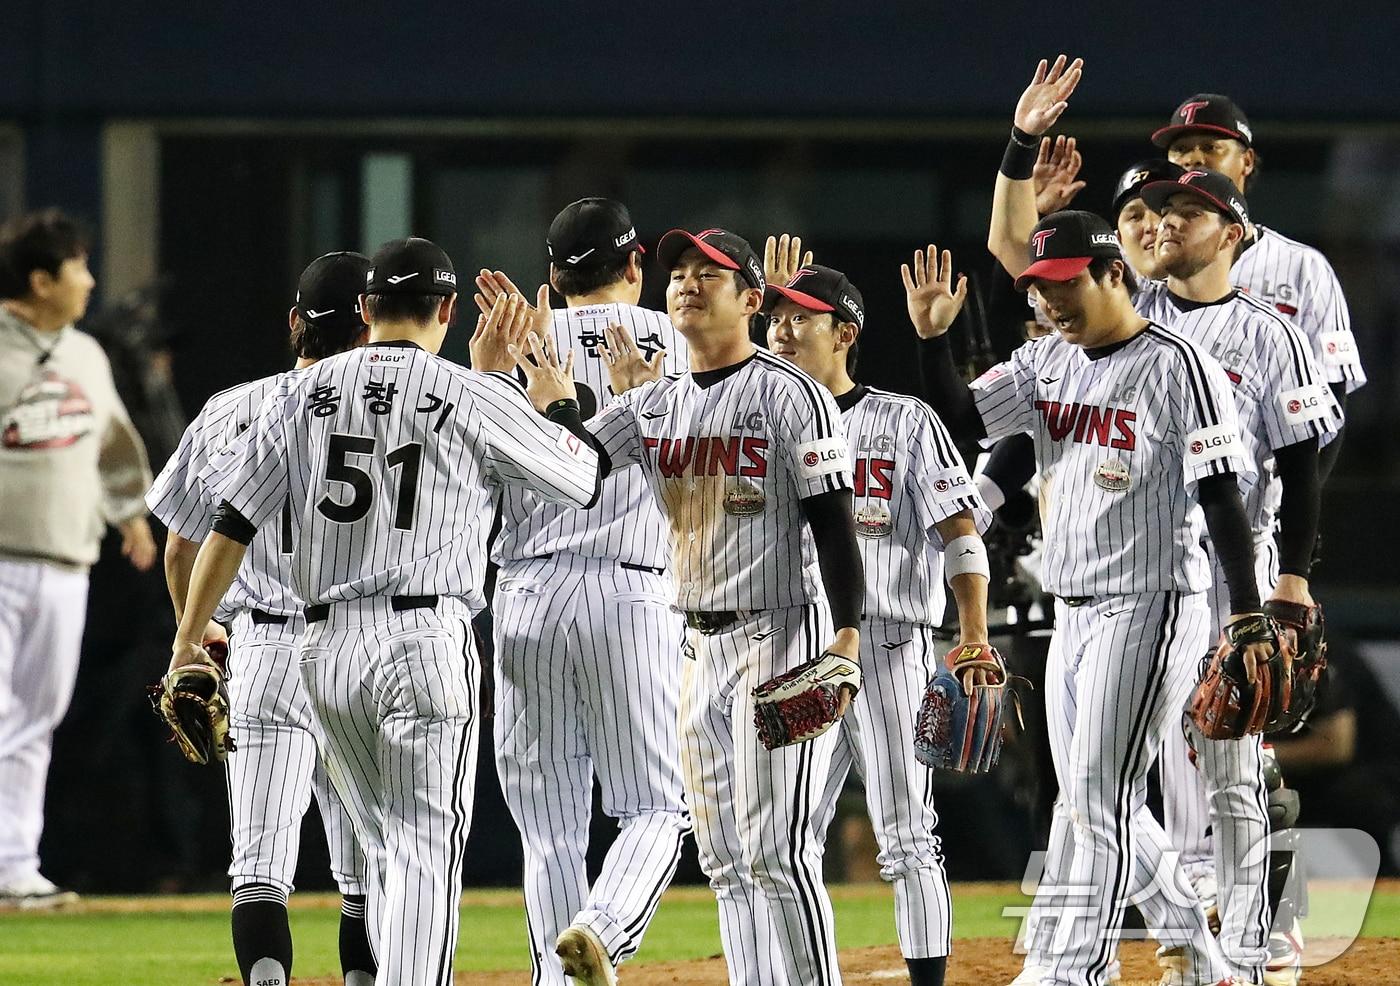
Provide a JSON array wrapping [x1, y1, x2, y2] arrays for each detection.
[[655, 228, 765, 292], [1140, 167, 1250, 228], [366, 237, 457, 296], [1151, 93, 1254, 149], [547, 197, 644, 270], [1013, 210, 1124, 291], [296, 251, 371, 331], [1111, 159, 1184, 218], [763, 264, 865, 329]]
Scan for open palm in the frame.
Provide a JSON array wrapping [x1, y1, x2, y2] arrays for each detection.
[[901, 245, 968, 340], [1014, 55, 1084, 136]]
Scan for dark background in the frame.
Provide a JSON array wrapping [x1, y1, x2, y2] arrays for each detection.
[[4, 3, 1398, 892]]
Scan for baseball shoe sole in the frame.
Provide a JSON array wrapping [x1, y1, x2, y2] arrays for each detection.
[[556, 924, 617, 986]]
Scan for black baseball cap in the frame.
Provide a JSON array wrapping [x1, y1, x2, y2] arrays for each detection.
[[1140, 167, 1250, 228], [365, 237, 457, 296], [1151, 93, 1254, 148], [655, 228, 765, 292], [547, 197, 644, 270], [1013, 210, 1124, 291], [295, 252, 371, 330], [763, 264, 865, 329], [1111, 159, 1184, 218]]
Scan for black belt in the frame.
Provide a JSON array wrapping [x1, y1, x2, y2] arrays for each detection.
[[533, 552, 665, 576], [250, 610, 289, 625], [304, 594, 438, 624], [684, 610, 742, 635], [1057, 595, 1094, 607]]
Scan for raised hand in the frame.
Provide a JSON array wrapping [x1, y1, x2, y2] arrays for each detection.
[[1014, 55, 1084, 137], [763, 233, 813, 286], [598, 323, 667, 395], [469, 292, 537, 373], [510, 331, 577, 413], [1033, 135, 1087, 214], [901, 244, 969, 340], [474, 271, 552, 336]]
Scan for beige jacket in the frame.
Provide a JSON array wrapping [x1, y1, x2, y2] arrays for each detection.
[[0, 306, 152, 569]]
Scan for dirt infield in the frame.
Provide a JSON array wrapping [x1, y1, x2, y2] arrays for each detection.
[[299, 936, 1399, 985]]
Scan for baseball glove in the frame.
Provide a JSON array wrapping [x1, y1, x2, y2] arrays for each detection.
[[914, 643, 1009, 773], [1263, 600, 1327, 735], [752, 652, 862, 750], [1188, 613, 1296, 740], [149, 660, 235, 765]]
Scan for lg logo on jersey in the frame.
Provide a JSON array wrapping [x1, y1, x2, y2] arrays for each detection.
[[732, 410, 764, 431], [802, 447, 843, 469], [858, 433, 894, 453], [1033, 400, 1137, 450]]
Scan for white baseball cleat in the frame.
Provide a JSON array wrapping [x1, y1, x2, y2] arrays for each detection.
[[556, 924, 618, 986], [1262, 917, 1304, 986], [1155, 944, 1259, 986], [0, 873, 78, 911], [1005, 964, 1047, 986]]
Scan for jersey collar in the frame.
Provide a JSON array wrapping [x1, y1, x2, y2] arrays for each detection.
[[691, 352, 756, 389], [1167, 288, 1239, 312], [834, 383, 867, 412], [367, 339, 423, 350]]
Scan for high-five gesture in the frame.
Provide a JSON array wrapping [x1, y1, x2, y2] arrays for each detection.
[[469, 292, 537, 373], [1033, 135, 1087, 215], [598, 323, 667, 395], [509, 332, 577, 413], [902, 245, 968, 340], [1014, 55, 1084, 137], [474, 269, 553, 338], [763, 233, 813, 286]]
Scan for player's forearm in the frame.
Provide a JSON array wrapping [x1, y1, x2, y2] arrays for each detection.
[[1318, 384, 1347, 485], [937, 512, 990, 641], [988, 162, 1039, 278], [163, 532, 201, 622], [800, 490, 865, 636], [1274, 436, 1320, 579], [545, 399, 613, 481], [174, 531, 247, 647], [1197, 472, 1262, 614], [917, 336, 987, 443]]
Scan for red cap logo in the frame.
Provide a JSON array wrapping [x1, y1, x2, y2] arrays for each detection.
[[1180, 170, 1209, 185], [786, 268, 816, 288], [1031, 229, 1056, 257], [1178, 100, 1212, 125], [695, 228, 725, 240]]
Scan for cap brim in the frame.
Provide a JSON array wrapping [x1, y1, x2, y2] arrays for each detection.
[[1013, 256, 1093, 291], [763, 283, 836, 313], [1139, 181, 1242, 225], [1151, 122, 1249, 148], [656, 229, 740, 272]]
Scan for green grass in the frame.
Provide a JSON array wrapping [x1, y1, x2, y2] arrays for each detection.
[[0, 881, 1394, 986]]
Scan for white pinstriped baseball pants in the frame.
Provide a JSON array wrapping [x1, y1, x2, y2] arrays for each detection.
[[811, 619, 953, 960], [680, 603, 842, 986], [225, 611, 364, 896], [493, 555, 689, 983], [298, 597, 478, 986]]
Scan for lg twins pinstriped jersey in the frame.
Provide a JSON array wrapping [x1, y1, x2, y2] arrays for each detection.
[[970, 325, 1252, 596], [589, 349, 850, 612], [146, 373, 299, 620], [493, 302, 686, 568], [1231, 225, 1365, 393], [1135, 283, 1342, 535], [841, 387, 990, 625], [201, 342, 600, 611]]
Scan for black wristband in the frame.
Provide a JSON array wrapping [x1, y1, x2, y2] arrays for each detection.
[[544, 398, 580, 420], [1000, 126, 1039, 181]]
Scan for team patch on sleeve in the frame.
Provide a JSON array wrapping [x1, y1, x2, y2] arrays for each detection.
[[925, 467, 973, 500], [555, 428, 587, 459], [1184, 423, 1243, 466], [970, 364, 1009, 390], [1279, 383, 1332, 425], [795, 437, 850, 480], [1318, 330, 1360, 368]]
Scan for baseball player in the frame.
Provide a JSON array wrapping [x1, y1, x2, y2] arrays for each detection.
[[146, 252, 375, 986], [0, 209, 155, 908], [762, 250, 993, 986], [521, 227, 866, 986], [470, 199, 691, 984], [935, 55, 1279, 986], [170, 237, 605, 986]]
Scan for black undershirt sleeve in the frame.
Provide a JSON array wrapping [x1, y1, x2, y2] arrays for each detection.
[[211, 500, 257, 545], [1197, 472, 1262, 614], [983, 433, 1036, 500], [800, 489, 865, 633], [1317, 384, 1347, 485], [916, 336, 987, 443], [1274, 436, 1321, 578], [544, 402, 611, 508]]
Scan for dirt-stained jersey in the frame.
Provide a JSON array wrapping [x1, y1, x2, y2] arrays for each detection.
[[839, 386, 989, 625], [493, 302, 686, 569], [970, 324, 1252, 596], [589, 349, 850, 612], [202, 341, 600, 611]]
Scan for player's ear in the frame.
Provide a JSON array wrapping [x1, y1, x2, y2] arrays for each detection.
[[440, 293, 457, 328], [287, 306, 298, 332], [741, 286, 764, 316], [1240, 146, 1256, 186], [625, 252, 643, 285], [548, 264, 561, 293], [358, 294, 372, 323]]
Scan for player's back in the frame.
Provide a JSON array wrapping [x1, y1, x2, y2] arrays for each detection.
[[493, 302, 685, 568]]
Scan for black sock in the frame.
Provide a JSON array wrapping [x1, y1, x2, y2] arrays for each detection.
[[231, 883, 292, 986], [906, 955, 947, 986], [339, 894, 377, 978]]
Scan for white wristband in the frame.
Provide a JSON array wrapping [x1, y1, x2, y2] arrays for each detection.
[[945, 535, 990, 581]]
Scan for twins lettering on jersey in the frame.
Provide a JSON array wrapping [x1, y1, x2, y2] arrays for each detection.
[[1033, 400, 1137, 450], [643, 435, 769, 478]]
